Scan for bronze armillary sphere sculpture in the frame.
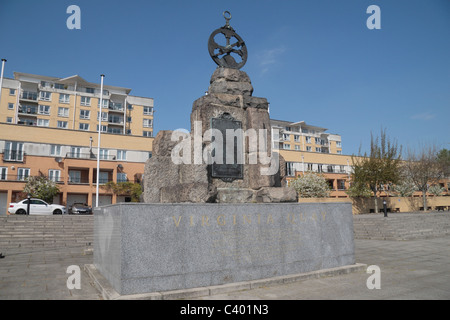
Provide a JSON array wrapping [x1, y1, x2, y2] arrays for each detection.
[[208, 11, 248, 69]]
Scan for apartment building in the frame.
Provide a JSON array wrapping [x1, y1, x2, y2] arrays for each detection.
[[0, 72, 154, 214], [271, 119, 342, 155], [271, 119, 349, 197], [0, 72, 154, 137]]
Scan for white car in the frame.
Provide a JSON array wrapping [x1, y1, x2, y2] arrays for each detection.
[[8, 198, 66, 215]]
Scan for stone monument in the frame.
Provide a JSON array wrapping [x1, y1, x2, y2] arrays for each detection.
[[91, 12, 358, 298], [143, 11, 297, 204]]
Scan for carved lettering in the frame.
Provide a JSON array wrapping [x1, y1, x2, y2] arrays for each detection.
[[172, 216, 182, 227]]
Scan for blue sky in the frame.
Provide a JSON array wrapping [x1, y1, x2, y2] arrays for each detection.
[[1, 0, 449, 156]]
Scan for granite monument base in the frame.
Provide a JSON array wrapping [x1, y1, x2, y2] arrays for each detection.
[[94, 202, 355, 295]]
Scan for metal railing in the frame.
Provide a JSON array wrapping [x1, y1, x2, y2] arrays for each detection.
[[0, 174, 64, 183]]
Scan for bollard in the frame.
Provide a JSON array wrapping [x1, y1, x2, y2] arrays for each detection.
[[383, 200, 387, 217], [26, 194, 31, 215]]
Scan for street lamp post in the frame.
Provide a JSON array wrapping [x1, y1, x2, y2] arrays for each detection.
[[0, 59, 7, 105], [95, 74, 105, 208]]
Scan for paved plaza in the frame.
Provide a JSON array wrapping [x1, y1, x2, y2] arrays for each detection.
[[0, 214, 449, 300]]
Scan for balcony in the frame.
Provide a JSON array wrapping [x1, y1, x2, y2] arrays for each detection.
[[108, 115, 124, 126], [2, 150, 26, 162], [20, 91, 38, 101], [108, 102, 124, 113], [17, 119, 37, 126], [65, 152, 116, 160], [66, 152, 96, 160], [18, 105, 38, 116]]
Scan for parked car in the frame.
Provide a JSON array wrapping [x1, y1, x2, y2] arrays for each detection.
[[8, 198, 66, 215], [69, 203, 92, 215]]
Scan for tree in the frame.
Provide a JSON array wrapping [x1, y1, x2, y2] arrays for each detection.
[[101, 181, 142, 202], [23, 176, 60, 203], [346, 181, 373, 198], [393, 180, 418, 197], [437, 148, 450, 177], [402, 145, 446, 212], [428, 185, 445, 197], [290, 172, 330, 198], [351, 129, 402, 213]]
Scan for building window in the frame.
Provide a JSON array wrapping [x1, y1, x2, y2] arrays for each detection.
[[97, 111, 108, 121], [99, 149, 109, 160], [143, 119, 153, 128], [59, 93, 70, 103], [38, 105, 50, 115], [305, 136, 311, 143], [117, 150, 127, 160], [80, 96, 91, 106], [306, 146, 311, 152], [286, 162, 295, 176], [283, 144, 291, 150], [315, 147, 321, 153], [69, 170, 81, 183], [54, 83, 65, 90], [9, 89, 16, 95], [336, 141, 342, 147], [294, 135, 300, 142], [58, 107, 69, 117], [4, 141, 24, 161], [85, 87, 95, 94], [70, 147, 81, 158], [79, 123, 89, 131], [37, 119, 49, 127], [17, 168, 30, 181], [50, 145, 61, 156], [143, 131, 153, 137], [295, 145, 301, 151], [307, 163, 313, 171], [6, 117, 13, 123], [8, 103, 14, 110], [143, 106, 153, 115], [315, 137, 321, 144], [57, 121, 68, 129], [337, 150, 342, 154], [48, 170, 61, 182], [98, 171, 109, 184], [117, 173, 127, 183], [80, 110, 90, 119], [337, 180, 346, 190], [96, 125, 107, 132], [40, 91, 52, 101], [0, 167, 7, 180], [285, 126, 291, 132], [327, 165, 334, 173], [98, 99, 109, 108]]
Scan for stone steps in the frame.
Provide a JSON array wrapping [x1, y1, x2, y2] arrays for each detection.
[[353, 212, 450, 240], [0, 215, 93, 250]]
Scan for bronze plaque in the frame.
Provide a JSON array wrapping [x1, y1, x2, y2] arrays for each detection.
[[211, 113, 243, 181]]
